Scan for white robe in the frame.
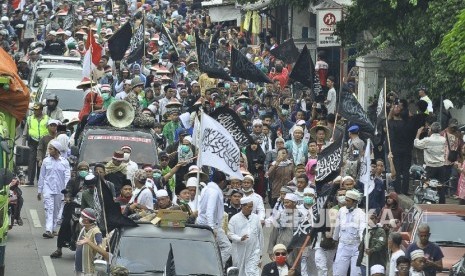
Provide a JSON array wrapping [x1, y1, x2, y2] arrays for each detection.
[[228, 212, 264, 276]]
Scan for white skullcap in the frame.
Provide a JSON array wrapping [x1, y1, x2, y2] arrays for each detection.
[[183, 135, 192, 143], [124, 79, 132, 85], [293, 126, 304, 133], [49, 140, 64, 152], [345, 190, 360, 201], [443, 99, 454, 110], [303, 187, 315, 195], [107, 14, 114, 20], [188, 165, 199, 172], [410, 249, 425, 260], [64, 30, 72, 36], [252, 119, 263, 126], [333, 175, 343, 183], [47, 119, 61, 126], [370, 265, 385, 275], [147, 104, 157, 114], [155, 189, 169, 198], [243, 175, 254, 182], [273, 244, 287, 253], [186, 177, 198, 188], [296, 119, 306, 126], [342, 175, 354, 183], [284, 193, 298, 202], [84, 174, 95, 181], [240, 196, 253, 205]]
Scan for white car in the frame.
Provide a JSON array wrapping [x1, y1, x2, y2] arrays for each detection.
[[33, 78, 84, 122], [29, 63, 83, 95]]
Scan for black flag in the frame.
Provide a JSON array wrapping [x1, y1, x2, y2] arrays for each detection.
[[315, 132, 345, 185], [126, 17, 145, 64], [287, 184, 339, 251], [94, 178, 138, 234], [270, 38, 300, 64], [289, 45, 313, 88], [209, 107, 254, 148], [338, 90, 375, 134], [231, 47, 271, 83], [196, 33, 233, 81], [108, 22, 132, 61], [62, 5, 74, 31], [164, 244, 177, 276], [161, 24, 179, 57]]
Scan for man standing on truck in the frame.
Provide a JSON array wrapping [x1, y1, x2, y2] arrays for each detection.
[[37, 140, 71, 238], [24, 103, 49, 186]]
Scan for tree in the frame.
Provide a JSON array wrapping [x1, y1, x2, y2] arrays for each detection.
[[336, 0, 465, 106]]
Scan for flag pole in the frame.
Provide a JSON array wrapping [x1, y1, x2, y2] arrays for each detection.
[[194, 109, 204, 210], [365, 140, 370, 276], [383, 78, 391, 154], [98, 177, 111, 253], [89, 28, 95, 113], [291, 234, 312, 270], [142, 10, 146, 68], [331, 79, 344, 141]]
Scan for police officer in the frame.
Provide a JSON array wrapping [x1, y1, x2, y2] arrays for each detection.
[[24, 103, 49, 186], [332, 190, 366, 276], [344, 125, 365, 177], [43, 94, 64, 122]]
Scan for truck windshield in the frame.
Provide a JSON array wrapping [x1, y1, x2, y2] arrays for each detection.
[[80, 133, 157, 165], [115, 237, 222, 275]]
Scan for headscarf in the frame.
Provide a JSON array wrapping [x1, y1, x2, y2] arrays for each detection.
[[105, 160, 128, 175]]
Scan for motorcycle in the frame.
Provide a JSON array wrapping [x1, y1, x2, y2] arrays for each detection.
[[61, 189, 82, 251], [450, 254, 465, 276], [410, 165, 453, 204]]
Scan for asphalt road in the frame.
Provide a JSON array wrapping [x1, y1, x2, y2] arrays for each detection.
[[5, 185, 74, 276]]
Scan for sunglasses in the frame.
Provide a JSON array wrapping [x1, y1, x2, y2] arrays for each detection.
[[274, 252, 287, 256]]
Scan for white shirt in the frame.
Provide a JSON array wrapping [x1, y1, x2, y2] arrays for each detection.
[[125, 160, 138, 182], [326, 87, 337, 114], [115, 91, 128, 100], [389, 250, 405, 276], [277, 264, 289, 276], [333, 206, 366, 244], [159, 97, 171, 116], [38, 156, 71, 195], [243, 191, 266, 221], [197, 182, 224, 229], [130, 187, 154, 210], [414, 133, 446, 167], [420, 95, 433, 113]]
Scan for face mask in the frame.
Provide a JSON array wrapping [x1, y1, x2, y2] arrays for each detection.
[[337, 196, 346, 204], [242, 188, 253, 193], [239, 111, 246, 116], [102, 93, 110, 100], [79, 217, 84, 225], [275, 255, 287, 266], [153, 172, 162, 179], [106, 72, 112, 77], [241, 102, 248, 109], [78, 170, 88, 178], [281, 109, 289, 116], [180, 145, 190, 153], [123, 152, 130, 160], [303, 196, 314, 205], [258, 110, 266, 116], [215, 102, 221, 108], [224, 83, 230, 89]]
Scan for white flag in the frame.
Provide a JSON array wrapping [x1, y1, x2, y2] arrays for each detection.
[[360, 139, 374, 196], [82, 49, 92, 79], [198, 112, 244, 180]]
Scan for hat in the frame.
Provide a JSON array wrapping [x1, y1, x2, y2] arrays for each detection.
[[449, 118, 459, 128], [280, 186, 294, 193], [131, 76, 144, 88], [284, 193, 298, 202], [183, 135, 192, 143], [165, 98, 182, 108], [67, 117, 80, 126], [134, 169, 147, 182], [333, 175, 343, 183], [296, 120, 306, 126], [410, 249, 425, 260], [49, 30, 57, 36], [345, 190, 360, 201], [64, 30, 72, 36], [112, 150, 125, 161], [76, 77, 96, 89], [273, 244, 287, 253], [77, 161, 90, 170], [110, 265, 129, 276], [348, 125, 360, 133], [184, 165, 209, 182], [370, 265, 385, 275], [159, 151, 169, 159], [47, 119, 61, 126], [304, 187, 315, 195], [32, 102, 44, 110], [443, 99, 454, 110], [252, 119, 263, 126], [243, 175, 254, 183], [100, 84, 111, 92], [342, 176, 354, 183], [240, 196, 253, 205], [155, 189, 169, 198], [234, 94, 251, 104], [121, 179, 132, 188], [293, 126, 304, 133], [186, 177, 198, 188], [49, 140, 64, 152], [121, 145, 132, 152], [310, 124, 331, 140], [84, 174, 98, 186], [81, 208, 97, 221]]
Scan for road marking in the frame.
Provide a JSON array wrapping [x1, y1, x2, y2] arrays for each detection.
[[42, 256, 57, 276], [29, 209, 42, 228]]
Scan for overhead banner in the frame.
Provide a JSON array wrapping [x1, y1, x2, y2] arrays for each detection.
[[317, 9, 342, 47]]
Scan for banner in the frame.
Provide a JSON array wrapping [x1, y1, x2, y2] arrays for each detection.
[[195, 33, 233, 81], [94, 178, 138, 234], [161, 24, 179, 56], [196, 112, 244, 180], [270, 38, 300, 64], [209, 107, 254, 148], [338, 91, 375, 134], [360, 139, 374, 196], [289, 45, 313, 88], [164, 244, 177, 276], [230, 47, 271, 83], [127, 17, 145, 64], [108, 22, 132, 61], [315, 132, 344, 185], [375, 88, 385, 135], [62, 5, 74, 31]]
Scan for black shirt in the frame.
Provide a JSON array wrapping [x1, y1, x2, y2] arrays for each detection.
[[224, 201, 241, 220]]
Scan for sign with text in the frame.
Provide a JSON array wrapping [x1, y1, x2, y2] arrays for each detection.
[[317, 9, 342, 47]]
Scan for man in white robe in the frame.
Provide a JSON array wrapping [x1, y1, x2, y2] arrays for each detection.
[[228, 197, 264, 276]]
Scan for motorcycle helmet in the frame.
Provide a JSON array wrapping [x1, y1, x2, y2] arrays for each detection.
[[409, 165, 425, 180], [46, 94, 59, 102]]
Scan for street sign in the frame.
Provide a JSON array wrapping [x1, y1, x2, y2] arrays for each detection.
[[317, 9, 342, 47]]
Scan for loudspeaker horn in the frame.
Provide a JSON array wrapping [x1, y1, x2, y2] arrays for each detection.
[[106, 100, 135, 128]]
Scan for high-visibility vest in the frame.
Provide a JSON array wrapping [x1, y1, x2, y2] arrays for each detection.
[[27, 114, 49, 141]]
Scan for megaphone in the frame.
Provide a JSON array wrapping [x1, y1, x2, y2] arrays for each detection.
[[106, 100, 135, 128]]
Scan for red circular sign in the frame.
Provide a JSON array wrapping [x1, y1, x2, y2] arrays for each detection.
[[323, 13, 337, 26]]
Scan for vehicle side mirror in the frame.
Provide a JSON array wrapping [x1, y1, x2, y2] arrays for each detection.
[[93, 260, 108, 273], [15, 145, 30, 166], [400, 232, 411, 242], [71, 146, 79, 157], [227, 267, 239, 276]]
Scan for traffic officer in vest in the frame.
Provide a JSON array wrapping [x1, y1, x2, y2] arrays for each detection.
[[332, 189, 366, 276], [24, 103, 49, 186]]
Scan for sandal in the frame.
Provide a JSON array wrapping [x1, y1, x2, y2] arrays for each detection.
[[50, 250, 62, 258]]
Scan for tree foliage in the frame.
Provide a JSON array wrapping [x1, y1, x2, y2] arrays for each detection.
[[336, 0, 465, 106]]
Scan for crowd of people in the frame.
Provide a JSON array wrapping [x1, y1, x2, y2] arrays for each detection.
[[4, 0, 465, 275]]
